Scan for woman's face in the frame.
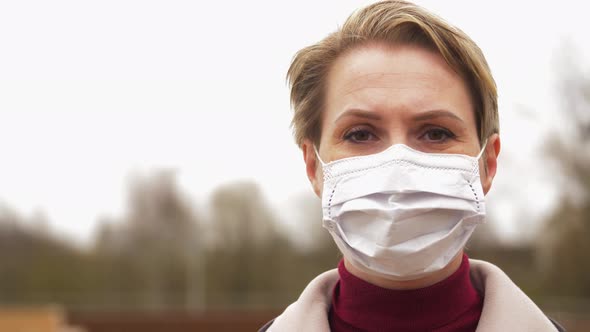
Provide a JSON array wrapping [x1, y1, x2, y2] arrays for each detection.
[[303, 43, 499, 196]]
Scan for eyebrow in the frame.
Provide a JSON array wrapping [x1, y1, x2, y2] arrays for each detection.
[[334, 109, 465, 124], [412, 110, 465, 123], [334, 109, 382, 123]]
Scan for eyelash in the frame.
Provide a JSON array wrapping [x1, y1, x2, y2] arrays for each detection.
[[419, 127, 457, 142], [343, 126, 457, 144], [343, 127, 376, 143]]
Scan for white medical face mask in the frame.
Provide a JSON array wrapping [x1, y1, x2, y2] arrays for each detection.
[[316, 143, 487, 280]]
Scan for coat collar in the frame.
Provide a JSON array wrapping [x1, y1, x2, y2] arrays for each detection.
[[264, 259, 558, 332]]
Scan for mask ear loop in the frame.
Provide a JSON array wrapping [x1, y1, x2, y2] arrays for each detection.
[[469, 139, 488, 182], [313, 145, 327, 166], [313, 145, 331, 180], [476, 139, 488, 160]]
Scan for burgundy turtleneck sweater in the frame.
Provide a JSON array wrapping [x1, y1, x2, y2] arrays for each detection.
[[329, 254, 483, 332]]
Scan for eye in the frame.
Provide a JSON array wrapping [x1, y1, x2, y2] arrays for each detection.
[[421, 127, 456, 142], [343, 127, 377, 143]]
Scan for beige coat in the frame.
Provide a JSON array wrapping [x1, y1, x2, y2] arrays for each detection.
[[261, 259, 562, 332]]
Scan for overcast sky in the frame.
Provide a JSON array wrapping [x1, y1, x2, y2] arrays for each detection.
[[0, 0, 588, 245]]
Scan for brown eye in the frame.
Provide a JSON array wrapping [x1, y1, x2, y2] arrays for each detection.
[[422, 128, 455, 142], [344, 129, 376, 143]]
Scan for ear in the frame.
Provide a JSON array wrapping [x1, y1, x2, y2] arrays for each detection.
[[482, 133, 501, 195], [302, 139, 322, 198]]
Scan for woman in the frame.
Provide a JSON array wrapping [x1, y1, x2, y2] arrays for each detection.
[[260, 1, 564, 331]]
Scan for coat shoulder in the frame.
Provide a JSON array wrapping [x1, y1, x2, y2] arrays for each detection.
[[258, 319, 274, 332]]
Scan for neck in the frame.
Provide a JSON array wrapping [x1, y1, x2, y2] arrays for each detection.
[[343, 250, 464, 290]]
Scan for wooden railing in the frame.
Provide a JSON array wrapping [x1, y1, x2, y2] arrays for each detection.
[[69, 310, 280, 332], [0, 306, 85, 332]]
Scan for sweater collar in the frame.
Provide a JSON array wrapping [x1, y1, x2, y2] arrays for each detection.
[[330, 254, 482, 331]]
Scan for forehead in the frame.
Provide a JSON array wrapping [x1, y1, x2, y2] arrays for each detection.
[[324, 43, 474, 121]]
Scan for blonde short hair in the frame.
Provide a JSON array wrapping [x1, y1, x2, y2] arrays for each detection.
[[287, 0, 498, 147]]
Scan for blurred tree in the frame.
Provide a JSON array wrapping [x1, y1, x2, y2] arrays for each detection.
[[282, 192, 340, 277], [206, 181, 287, 307], [92, 171, 203, 309], [536, 47, 590, 297], [0, 174, 340, 311], [206, 183, 340, 308], [0, 205, 90, 307], [208, 181, 278, 251]]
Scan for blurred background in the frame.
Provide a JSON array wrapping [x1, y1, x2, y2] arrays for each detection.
[[0, 0, 589, 331]]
